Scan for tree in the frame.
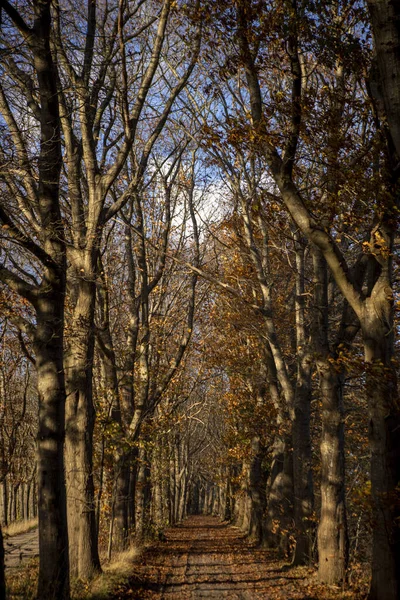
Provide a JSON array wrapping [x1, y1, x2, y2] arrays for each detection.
[[0, 0, 69, 596], [0, 522, 4, 600]]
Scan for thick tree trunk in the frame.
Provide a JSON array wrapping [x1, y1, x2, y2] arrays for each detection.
[[65, 276, 100, 579], [0, 523, 5, 600], [0, 0, 72, 595], [292, 235, 314, 566], [364, 40, 400, 595], [291, 389, 314, 565], [313, 249, 348, 584], [367, 0, 400, 161], [220, 468, 232, 521], [362, 307, 400, 600], [35, 297, 69, 600], [317, 366, 348, 584], [237, 462, 251, 534], [265, 432, 294, 555], [248, 435, 267, 545], [112, 457, 131, 551]]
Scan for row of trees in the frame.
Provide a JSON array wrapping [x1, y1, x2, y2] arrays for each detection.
[[1, 1, 400, 599]]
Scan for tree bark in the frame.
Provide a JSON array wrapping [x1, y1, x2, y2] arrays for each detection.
[[365, 5, 400, 597], [317, 365, 348, 584], [65, 274, 100, 579], [1, 482, 7, 528], [0, 523, 5, 600], [135, 445, 150, 542], [265, 432, 294, 556], [292, 233, 314, 566], [248, 435, 267, 545], [34, 239, 69, 600], [362, 302, 400, 600], [96, 260, 132, 554], [367, 0, 400, 161], [0, 0, 70, 595], [313, 249, 349, 584], [152, 441, 164, 532]]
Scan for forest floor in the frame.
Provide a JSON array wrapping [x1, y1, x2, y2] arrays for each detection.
[[111, 515, 369, 600]]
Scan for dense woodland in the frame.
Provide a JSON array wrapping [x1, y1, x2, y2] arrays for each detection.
[[0, 0, 400, 598]]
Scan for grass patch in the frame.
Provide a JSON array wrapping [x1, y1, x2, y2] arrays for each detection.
[[73, 547, 143, 600], [3, 519, 38, 537]]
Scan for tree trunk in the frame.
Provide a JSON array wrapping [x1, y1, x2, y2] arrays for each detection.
[[0, 523, 4, 600], [291, 391, 314, 566], [313, 249, 349, 584], [25, 483, 30, 521], [266, 432, 294, 555], [173, 441, 181, 523], [237, 462, 251, 534], [35, 296, 69, 600], [220, 467, 231, 521], [112, 457, 131, 551], [362, 306, 400, 600], [169, 438, 176, 525], [292, 233, 314, 566], [317, 366, 348, 583], [178, 468, 188, 522], [364, 34, 400, 591], [1, 482, 7, 528], [367, 0, 400, 161], [152, 444, 163, 532], [135, 446, 149, 542], [248, 435, 267, 545], [96, 257, 132, 554], [65, 276, 100, 579]]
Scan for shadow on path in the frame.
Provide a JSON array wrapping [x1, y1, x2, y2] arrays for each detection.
[[3, 529, 38, 569], [120, 515, 320, 600]]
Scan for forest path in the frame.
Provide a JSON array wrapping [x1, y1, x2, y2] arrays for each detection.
[[122, 515, 334, 600], [3, 528, 38, 569]]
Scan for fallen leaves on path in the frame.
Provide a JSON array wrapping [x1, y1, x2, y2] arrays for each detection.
[[112, 516, 369, 599]]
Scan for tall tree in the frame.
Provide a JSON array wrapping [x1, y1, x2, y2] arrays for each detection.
[[0, 522, 4, 600], [0, 0, 69, 597]]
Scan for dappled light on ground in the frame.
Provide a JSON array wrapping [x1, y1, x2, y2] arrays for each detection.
[[119, 516, 368, 599]]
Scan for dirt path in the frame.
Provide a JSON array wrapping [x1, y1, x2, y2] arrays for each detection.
[[3, 528, 38, 569], [123, 516, 363, 600]]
